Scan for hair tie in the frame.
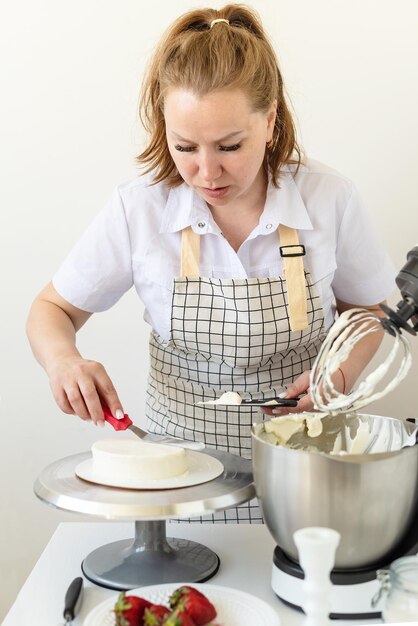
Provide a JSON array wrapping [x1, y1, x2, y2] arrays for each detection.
[[210, 18, 229, 28]]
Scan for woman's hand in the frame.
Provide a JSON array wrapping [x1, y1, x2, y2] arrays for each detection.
[[261, 370, 312, 417], [260, 367, 345, 418], [48, 355, 123, 426]]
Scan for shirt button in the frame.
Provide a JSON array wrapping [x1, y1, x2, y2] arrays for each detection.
[[197, 222, 206, 228], [266, 223, 273, 230]]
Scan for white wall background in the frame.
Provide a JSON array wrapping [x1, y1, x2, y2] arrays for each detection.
[[1, 0, 418, 620]]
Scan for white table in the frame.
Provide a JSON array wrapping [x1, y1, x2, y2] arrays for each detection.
[[2, 522, 383, 626]]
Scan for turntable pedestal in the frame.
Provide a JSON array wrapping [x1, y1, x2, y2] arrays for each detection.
[[82, 519, 220, 589]]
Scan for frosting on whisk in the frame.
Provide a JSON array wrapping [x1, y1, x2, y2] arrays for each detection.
[[310, 308, 412, 414]]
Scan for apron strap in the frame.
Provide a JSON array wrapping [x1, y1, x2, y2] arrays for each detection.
[[180, 224, 308, 332], [278, 224, 309, 332], [181, 225, 201, 277]]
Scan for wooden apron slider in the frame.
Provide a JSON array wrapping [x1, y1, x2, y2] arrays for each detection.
[[280, 244, 306, 258]]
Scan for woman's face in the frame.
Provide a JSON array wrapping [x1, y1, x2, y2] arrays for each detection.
[[164, 88, 276, 207]]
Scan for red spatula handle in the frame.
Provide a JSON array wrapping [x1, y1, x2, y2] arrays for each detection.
[[102, 405, 132, 431]]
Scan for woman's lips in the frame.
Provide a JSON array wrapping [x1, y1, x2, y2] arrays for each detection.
[[201, 186, 230, 199]]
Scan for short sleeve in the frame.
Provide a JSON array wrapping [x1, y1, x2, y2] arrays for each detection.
[[53, 188, 133, 312], [332, 185, 396, 305]]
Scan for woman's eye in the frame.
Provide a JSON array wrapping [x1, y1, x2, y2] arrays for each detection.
[[174, 143, 241, 153], [174, 145, 194, 152], [219, 144, 241, 152]]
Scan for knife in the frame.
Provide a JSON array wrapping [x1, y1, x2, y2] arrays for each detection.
[[63, 577, 83, 624]]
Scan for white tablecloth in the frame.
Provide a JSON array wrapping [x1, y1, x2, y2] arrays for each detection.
[[2, 522, 383, 626]]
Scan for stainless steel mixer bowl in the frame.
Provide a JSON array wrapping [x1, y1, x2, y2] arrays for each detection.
[[252, 413, 418, 569]]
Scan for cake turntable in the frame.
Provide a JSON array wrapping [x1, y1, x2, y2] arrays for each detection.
[[34, 447, 255, 590]]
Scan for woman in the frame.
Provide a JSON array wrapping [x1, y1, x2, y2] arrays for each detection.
[[26, 4, 395, 522]]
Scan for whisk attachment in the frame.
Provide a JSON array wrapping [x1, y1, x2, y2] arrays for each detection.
[[311, 308, 412, 415]]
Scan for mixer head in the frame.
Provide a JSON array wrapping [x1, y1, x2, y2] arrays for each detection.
[[380, 244, 418, 336]]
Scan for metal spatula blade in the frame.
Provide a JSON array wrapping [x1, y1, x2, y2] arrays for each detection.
[[198, 397, 300, 407], [102, 405, 205, 450]]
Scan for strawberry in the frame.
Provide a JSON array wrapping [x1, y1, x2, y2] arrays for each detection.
[[162, 606, 196, 626], [144, 604, 171, 625], [178, 596, 216, 625], [113, 591, 152, 626], [169, 587, 216, 626], [169, 586, 206, 609]]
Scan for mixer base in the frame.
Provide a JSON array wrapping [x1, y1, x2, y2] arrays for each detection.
[[272, 546, 384, 619]]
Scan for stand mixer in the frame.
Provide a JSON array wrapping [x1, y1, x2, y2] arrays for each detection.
[[252, 244, 418, 619]]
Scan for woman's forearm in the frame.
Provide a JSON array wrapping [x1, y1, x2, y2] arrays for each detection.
[[26, 283, 122, 423], [26, 282, 91, 372], [26, 298, 82, 374]]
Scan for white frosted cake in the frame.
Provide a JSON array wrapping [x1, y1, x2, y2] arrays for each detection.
[[91, 439, 189, 481]]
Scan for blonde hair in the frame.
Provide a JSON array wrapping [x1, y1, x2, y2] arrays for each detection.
[[137, 4, 302, 187]]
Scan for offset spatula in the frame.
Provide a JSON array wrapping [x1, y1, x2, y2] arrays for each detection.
[[236, 397, 300, 406], [199, 397, 300, 407], [102, 405, 205, 450]]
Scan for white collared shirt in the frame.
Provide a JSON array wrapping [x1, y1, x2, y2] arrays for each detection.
[[53, 159, 396, 341]]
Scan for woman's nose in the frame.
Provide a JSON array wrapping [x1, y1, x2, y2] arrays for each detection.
[[198, 151, 222, 182]]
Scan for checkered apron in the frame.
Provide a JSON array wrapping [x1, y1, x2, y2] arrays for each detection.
[[146, 225, 325, 523]]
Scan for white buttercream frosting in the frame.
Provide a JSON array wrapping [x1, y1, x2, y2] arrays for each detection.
[[257, 413, 417, 456], [199, 392, 286, 406], [310, 308, 412, 415], [264, 413, 326, 445], [200, 391, 243, 405], [92, 439, 189, 481]]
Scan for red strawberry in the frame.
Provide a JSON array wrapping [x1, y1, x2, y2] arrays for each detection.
[[162, 606, 196, 626], [114, 592, 152, 626], [144, 604, 171, 625], [179, 596, 216, 625], [169, 588, 216, 626], [169, 586, 206, 609]]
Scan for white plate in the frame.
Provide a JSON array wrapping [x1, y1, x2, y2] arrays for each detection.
[[83, 582, 280, 626], [75, 450, 224, 490]]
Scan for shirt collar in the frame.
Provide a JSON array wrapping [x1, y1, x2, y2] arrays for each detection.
[[159, 167, 313, 234], [260, 167, 313, 231], [160, 182, 213, 234]]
